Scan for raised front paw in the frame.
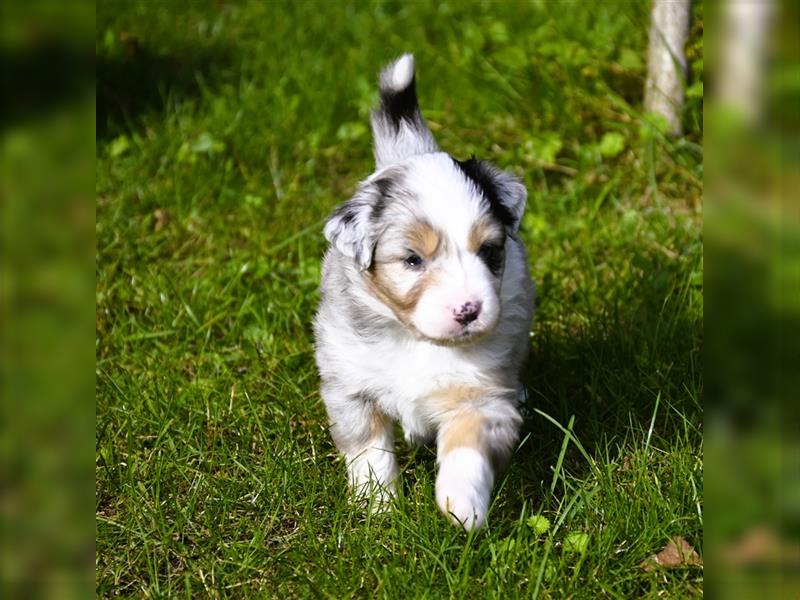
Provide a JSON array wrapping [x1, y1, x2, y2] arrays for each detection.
[[435, 447, 493, 530]]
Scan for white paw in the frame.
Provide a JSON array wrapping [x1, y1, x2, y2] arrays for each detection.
[[347, 445, 398, 510], [351, 478, 396, 514], [435, 447, 493, 530]]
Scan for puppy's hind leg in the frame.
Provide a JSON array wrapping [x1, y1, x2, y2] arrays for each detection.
[[323, 387, 398, 509]]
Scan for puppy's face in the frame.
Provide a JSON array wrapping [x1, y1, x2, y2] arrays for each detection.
[[325, 152, 526, 344]]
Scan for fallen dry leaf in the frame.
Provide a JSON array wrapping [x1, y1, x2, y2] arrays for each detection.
[[118, 31, 140, 57], [153, 209, 167, 232], [641, 536, 702, 572], [721, 526, 800, 567]]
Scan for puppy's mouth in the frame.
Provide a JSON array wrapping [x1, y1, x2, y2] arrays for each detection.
[[415, 322, 494, 347]]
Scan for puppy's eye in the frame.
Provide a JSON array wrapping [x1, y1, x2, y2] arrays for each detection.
[[404, 253, 424, 269], [477, 243, 504, 274]]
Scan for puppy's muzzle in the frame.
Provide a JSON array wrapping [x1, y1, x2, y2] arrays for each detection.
[[453, 300, 482, 326]]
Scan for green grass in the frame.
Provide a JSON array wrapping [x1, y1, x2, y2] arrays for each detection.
[[96, 1, 703, 597]]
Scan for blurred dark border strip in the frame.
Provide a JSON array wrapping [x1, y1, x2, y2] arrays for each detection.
[[1, 0, 95, 596], [705, 0, 800, 597]]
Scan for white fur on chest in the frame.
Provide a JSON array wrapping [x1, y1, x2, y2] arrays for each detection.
[[320, 322, 487, 436]]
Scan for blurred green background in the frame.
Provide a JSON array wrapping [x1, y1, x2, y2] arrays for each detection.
[[704, 1, 800, 597], [2, 1, 94, 598]]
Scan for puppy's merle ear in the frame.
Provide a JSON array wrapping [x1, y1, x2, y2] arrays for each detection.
[[323, 178, 389, 270], [454, 158, 527, 233], [371, 54, 439, 169]]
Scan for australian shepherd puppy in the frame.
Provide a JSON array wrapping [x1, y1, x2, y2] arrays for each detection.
[[314, 54, 535, 530]]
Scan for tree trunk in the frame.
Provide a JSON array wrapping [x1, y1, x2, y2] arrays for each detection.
[[644, 0, 692, 136], [717, 0, 773, 125]]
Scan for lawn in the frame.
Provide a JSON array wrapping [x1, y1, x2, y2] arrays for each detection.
[[96, 1, 703, 597]]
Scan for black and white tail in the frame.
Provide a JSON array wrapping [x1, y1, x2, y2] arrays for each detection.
[[371, 54, 439, 169]]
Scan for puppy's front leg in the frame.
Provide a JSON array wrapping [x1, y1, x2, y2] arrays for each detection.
[[435, 407, 519, 530], [324, 389, 398, 505]]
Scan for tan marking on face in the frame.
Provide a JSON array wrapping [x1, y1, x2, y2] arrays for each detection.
[[407, 219, 442, 258], [468, 215, 505, 253], [439, 411, 485, 456], [366, 266, 438, 322]]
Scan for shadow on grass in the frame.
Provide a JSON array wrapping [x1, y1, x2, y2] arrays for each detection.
[[501, 253, 702, 517], [1, 40, 94, 131], [96, 37, 232, 140]]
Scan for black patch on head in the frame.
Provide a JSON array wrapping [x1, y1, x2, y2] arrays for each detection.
[[334, 203, 358, 226], [373, 176, 394, 198], [369, 171, 404, 223], [477, 242, 505, 276], [380, 75, 420, 131], [370, 195, 387, 223], [370, 177, 392, 223], [453, 157, 515, 228]]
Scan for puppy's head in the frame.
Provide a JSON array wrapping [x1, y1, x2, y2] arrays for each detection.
[[325, 54, 526, 344]]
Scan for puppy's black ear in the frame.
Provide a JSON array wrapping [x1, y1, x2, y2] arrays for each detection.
[[371, 54, 439, 169], [454, 158, 527, 233], [323, 178, 388, 270]]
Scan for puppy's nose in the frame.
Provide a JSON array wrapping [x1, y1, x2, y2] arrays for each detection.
[[453, 300, 482, 325]]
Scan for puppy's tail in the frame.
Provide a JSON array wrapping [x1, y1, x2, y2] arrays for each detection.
[[371, 53, 439, 169]]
